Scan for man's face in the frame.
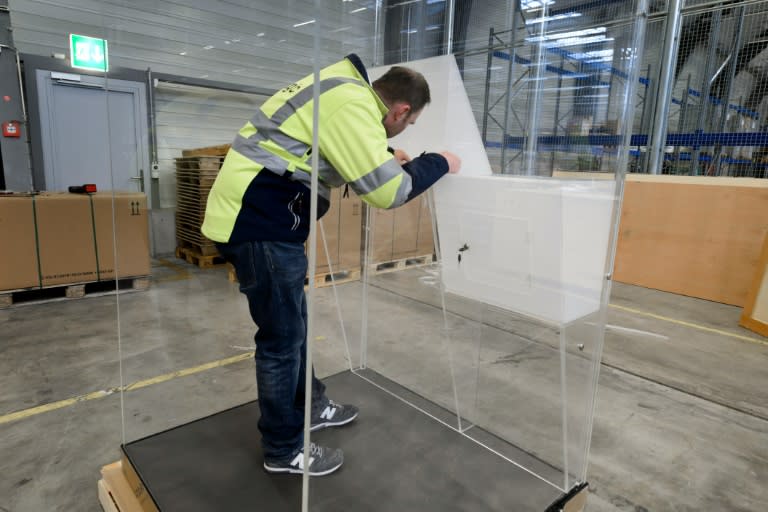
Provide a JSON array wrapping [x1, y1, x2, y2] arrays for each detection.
[[383, 103, 422, 138]]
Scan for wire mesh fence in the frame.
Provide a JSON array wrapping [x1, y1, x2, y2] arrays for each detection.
[[664, 2, 768, 177], [453, 0, 768, 178]]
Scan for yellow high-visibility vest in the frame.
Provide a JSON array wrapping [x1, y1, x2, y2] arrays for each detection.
[[202, 57, 412, 243]]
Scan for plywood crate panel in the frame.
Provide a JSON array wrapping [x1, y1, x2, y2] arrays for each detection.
[[614, 176, 768, 306]]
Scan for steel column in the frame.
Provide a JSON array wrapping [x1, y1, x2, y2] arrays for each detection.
[[648, 0, 684, 175]]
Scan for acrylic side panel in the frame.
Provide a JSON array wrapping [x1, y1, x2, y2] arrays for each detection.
[[92, 0, 650, 508], [370, 55, 493, 177], [103, 0, 335, 465], [434, 175, 615, 325]]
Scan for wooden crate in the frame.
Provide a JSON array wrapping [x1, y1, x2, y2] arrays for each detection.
[[614, 175, 768, 306], [740, 233, 768, 336]]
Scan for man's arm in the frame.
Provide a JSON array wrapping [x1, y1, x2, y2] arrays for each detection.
[[400, 153, 448, 202], [319, 99, 459, 208]]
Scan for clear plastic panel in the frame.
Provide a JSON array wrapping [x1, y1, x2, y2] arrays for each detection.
[[103, 0, 324, 454], [311, 0, 648, 507], [95, 0, 647, 509], [1, 11, 123, 511]]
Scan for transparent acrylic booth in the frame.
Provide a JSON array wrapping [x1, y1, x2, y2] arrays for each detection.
[[100, 1, 648, 510]]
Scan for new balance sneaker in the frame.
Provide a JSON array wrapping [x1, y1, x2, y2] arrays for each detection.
[[310, 400, 359, 432], [263, 443, 343, 476]]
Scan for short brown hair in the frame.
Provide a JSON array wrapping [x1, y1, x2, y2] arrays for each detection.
[[372, 66, 430, 113]]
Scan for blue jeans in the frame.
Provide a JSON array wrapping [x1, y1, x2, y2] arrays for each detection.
[[217, 240, 327, 459]]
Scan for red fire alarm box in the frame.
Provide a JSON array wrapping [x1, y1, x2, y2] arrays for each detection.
[[2, 121, 21, 137]]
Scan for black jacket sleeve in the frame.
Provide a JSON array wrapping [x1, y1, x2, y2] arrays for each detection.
[[401, 152, 449, 202]]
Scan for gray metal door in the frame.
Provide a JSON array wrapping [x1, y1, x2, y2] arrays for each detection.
[[37, 71, 149, 195]]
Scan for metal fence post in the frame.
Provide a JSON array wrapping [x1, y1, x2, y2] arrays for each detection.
[[648, 0, 684, 175]]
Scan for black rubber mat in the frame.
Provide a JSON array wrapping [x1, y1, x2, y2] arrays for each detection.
[[123, 370, 561, 511]]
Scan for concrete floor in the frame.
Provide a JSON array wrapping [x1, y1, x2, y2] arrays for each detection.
[[1, 258, 766, 511]]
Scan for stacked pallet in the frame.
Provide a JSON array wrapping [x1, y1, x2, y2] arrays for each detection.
[[174, 145, 230, 267]]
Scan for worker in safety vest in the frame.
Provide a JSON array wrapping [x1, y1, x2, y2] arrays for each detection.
[[202, 53, 461, 476]]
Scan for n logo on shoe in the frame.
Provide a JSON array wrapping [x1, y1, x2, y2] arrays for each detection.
[[319, 406, 336, 420], [290, 453, 315, 470]]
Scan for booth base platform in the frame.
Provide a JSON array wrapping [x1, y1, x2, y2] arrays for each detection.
[[120, 370, 577, 511]]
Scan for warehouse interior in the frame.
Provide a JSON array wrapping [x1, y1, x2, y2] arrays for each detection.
[[1, 1, 767, 511]]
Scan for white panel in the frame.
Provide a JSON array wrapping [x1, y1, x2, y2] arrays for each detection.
[[370, 55, 492, 177], [434, 174, 615, 325]]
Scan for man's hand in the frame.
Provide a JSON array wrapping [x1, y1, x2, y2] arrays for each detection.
[[440, 151, 461, 174], [394, 149, 411, 164]]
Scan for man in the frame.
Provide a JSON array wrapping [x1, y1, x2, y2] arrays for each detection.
[[202, 53, 460, 477]]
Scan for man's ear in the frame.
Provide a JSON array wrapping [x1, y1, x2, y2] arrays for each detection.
[[395, 103, 411, 121]]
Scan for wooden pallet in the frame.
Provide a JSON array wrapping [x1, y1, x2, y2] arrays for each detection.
[[368, 254, 435, 275], [174, 153, 222, 263], [175, 231, 218, 255], [0, 277, 150, 309], [176, 238, 219, 257], [98, 460, 157, 512], [307, 268, 361, 288], [181, 143, 230, 157], [176, 245, 225, 268], [227, 265, 361, 289]]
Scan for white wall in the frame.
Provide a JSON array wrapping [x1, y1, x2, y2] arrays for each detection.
[[9, 0, 377, 88]]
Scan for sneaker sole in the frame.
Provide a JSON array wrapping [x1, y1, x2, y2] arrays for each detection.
[[263, 461, 343, 477], [309, 411, 359, 432]]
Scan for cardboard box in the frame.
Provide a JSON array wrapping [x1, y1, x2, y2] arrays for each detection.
[[0, 194, 40, 291], [92, 193, 151, 279], [311, 188, 362, 274], [35, 193, 99, 286], [370, 208, 396, 262], [371, 195, 434, 263], [0, 192, 151, 292]]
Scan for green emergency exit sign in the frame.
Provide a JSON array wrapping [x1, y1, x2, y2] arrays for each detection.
[[69, 34, 109, 72]]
